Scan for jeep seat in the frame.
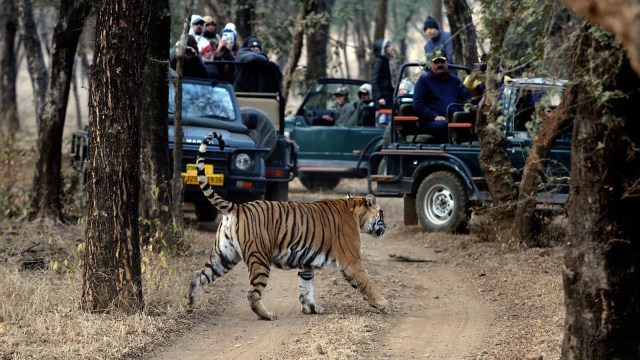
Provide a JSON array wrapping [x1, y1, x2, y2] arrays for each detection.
[[449, 111, 475, 144], [394, 103, 435, 143]]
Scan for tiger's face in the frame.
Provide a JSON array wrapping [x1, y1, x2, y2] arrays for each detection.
[[360, 194, 386, 237]]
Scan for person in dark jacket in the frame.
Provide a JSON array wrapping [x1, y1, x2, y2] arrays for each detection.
[[372, 38, 395, 124], [170, 35, 208, 78], [412, 50, 470, 142], [423, 16, 453, 64], [233, 36, 282, 94]]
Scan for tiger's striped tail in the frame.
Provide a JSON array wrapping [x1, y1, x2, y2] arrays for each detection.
[[197, 132, 234, 214]]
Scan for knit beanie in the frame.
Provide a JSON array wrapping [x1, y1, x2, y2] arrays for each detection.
[[423, 16, 440, 31], [221, 23, 237, 45]]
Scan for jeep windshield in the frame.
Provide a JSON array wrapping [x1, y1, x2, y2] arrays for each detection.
[[168, 82, 235, 120]]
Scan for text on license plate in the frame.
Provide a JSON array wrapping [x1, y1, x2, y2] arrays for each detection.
[[181, 163, 224, 186]]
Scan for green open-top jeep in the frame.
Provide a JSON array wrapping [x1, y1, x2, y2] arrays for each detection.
[[284, 78, 386, 191], [367, 62, 571, 232]]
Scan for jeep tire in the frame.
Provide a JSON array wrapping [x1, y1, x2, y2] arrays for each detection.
[[299, 173, 340, 192], [416, 171, 468, 232], [194, 201, 218, 222], [266, 181, 289, 201]]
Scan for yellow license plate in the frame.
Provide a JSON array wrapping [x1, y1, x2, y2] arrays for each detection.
[[181, 163, 224, 186]]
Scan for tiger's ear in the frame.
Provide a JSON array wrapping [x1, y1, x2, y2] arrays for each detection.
[[366, 194, 376, 207], [346, 193, 353, 199]]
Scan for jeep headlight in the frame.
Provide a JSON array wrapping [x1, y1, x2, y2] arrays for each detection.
[[233, 152, 253, 170]]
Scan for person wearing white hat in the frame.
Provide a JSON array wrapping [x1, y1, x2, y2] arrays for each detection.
[[345, 83, 375, 126], [214, 23, 238, 60], [189, 15, 205, 42]]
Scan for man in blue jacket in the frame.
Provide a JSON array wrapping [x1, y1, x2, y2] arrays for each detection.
[[413, 50, 470, 142], [423, 16, 453, 64]]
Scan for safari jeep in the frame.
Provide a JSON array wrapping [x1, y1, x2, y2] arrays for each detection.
[[71, 61, 296, 221], [284, 78, 385, 191], [367, 62, 571, 232]]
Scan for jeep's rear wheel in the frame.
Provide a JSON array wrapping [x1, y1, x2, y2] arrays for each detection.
[[194, 201, 218, 222], [299, 173, 340, 192], [416, 171, 468, 232]]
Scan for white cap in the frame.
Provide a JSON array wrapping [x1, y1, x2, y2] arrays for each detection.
[[191, 15, 204, 25], [358, 83, 372, 94]]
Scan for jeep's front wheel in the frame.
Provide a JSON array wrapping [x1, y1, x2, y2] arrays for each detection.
[[299, 173, 340, 192], [416, 171, 468, 232]]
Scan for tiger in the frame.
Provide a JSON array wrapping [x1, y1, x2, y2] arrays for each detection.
[[187, 131, 388, 320]]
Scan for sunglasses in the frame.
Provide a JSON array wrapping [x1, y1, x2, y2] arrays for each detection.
[[433, 59, 446, 64]]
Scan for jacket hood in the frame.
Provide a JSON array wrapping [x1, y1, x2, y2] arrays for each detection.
[[373, 38, 391, 58]]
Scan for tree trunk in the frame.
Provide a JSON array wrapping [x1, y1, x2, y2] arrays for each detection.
[[170, 0, 195, 238], [139, 0, 174, 250], [27, 0, 92, 221], [82, 0, 152, 314], [282, 0, 309, 102], [443, 0, 477, 67], [559, 0, 640, 78], [17, 0, 47, 122], [474, 97, 517, 241], [234, 0, 254, 42], [353, 12, 368, 80], [473, 0, 520, 242], [305, 0, 332, 85], [0, 0, 19, 137], [431, 0, 442, 28], [511, 86, 575, 245], [562, 24, 640, 358], [373, 0, 387, 41]]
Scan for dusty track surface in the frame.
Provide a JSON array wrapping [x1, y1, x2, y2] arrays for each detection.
[[146, 180, 564, 360]]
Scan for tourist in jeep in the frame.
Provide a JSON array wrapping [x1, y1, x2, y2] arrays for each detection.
[[233, 36, 282, 93], [321, 87, 356, 126], [412, 50, 470, 142], [346, 83, 375, 126], [170, 35, 208, 78]]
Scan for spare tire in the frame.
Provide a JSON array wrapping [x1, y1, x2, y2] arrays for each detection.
[[241, 107, 278, 158]]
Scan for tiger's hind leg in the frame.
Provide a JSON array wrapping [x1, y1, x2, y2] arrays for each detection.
[[298, 267, 324, 314], [187, 236, 240, 310], [247, 261, 277, 320], [339, 262, 389, 313]]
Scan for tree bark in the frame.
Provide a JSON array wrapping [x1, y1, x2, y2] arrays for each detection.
[[473, 0, 520, 242], [170, 0, 195, 238], [562, 24, 640, 358], [282, 0, 309, 102], [17, 0, 47, 123], [559, 0, 640, 78], [0, 0, 19, 137], [139, 0, 174, 250], [373, 0, 387, 41], [27, 0, 92, 221], [82, 0, 152, 314], [443, 0, 478, 67], [511, 86, 575, 245], [234, 0, 254, 42], [305, 0, 332, 85], [431, 0, 442, 28]]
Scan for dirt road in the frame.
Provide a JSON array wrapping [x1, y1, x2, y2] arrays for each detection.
[[146, 180, 563, 359]]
